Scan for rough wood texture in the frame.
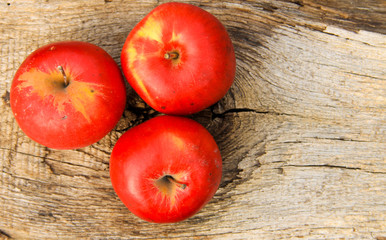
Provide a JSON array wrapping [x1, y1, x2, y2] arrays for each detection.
[[1, 0, 385, 239]]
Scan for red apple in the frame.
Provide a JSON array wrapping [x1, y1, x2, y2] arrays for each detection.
[[121, 2, 236, 115], [10, 41, 126, 150], [110, 115, 222, 223]]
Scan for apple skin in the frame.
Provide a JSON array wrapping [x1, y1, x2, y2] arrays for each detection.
[[10, 41, 126, 150], [109, 115, 222, 223], [121, 2, 236, 115]]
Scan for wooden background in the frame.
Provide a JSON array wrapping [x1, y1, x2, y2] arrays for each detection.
[[0, 0, 385, 239]]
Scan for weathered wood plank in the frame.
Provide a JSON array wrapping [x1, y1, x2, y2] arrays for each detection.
[[0, 0, 385, 239]]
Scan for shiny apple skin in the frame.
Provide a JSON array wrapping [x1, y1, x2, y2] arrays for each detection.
[[10, 41, 126, 150], [110, 115, 222, 223], [121, 2, 236, 115]]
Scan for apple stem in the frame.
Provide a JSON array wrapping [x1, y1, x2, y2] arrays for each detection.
[[165, 175, 187, 189], [164, 52, 179, 60], [57, 66, 69, 87]]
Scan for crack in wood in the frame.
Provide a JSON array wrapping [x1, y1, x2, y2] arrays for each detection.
[[309, 136, 371, 143], [286, 164, 362, 170], [0, 228, 12, 239], [37, 210, 56, 219], [285, 164, 386, 174], [113, 105, 160, 133], [211, 107, 301, 120], [290, 0, 305, 7], [40, 147, 56, 175]]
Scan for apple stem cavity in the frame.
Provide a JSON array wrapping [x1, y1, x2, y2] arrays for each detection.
[[164, 51, 179, 60], [57, 65, 69, 87]]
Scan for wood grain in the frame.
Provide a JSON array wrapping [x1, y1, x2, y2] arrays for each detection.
[[0, 0, 385, 239]]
